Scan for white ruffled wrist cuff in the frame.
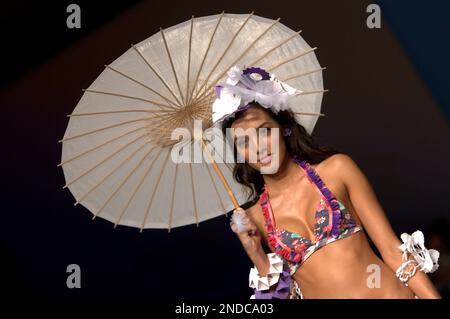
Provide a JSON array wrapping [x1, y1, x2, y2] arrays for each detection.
[[249, 253, 284, 291], [395, 230, 440, 286]]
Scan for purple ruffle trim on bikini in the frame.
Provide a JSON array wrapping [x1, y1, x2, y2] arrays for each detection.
[[293, 156, 342, 238], [253, 265, 292, 299]]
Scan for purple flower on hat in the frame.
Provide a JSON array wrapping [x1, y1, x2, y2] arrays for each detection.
[[242, 67, 271, 81], [214, 85, 223, 98], [283, 127, 292, 136], [236, 103, 253, 112]]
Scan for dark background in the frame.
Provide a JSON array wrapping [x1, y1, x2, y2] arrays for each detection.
[[1, 0, 449, 301]]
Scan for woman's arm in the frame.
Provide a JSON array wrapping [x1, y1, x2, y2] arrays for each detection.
[[231, 206, 271, 276], [231, 206, 284, 296], [332, 154, 441, 299]]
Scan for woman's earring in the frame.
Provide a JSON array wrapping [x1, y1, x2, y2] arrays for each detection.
[[283, 127, 292, 136]]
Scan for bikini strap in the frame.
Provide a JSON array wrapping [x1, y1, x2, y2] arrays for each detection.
[[259, 185, 276, 233]]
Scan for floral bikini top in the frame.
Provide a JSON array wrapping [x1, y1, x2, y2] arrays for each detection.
[[260, 157, 363, 275]]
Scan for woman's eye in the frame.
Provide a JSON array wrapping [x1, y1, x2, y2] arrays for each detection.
[[258, 127, 271, 135], [236, 138, 248, 148]]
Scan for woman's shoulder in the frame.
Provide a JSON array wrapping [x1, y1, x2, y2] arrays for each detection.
[[317, 153, 355, 175], [313, 153, 358, 190]]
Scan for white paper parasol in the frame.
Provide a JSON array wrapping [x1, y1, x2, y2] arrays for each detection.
[[59, 12, 326, 231]]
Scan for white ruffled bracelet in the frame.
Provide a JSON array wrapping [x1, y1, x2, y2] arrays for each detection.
[[249, 253, 284, 291], [395, 230, 440, 286]]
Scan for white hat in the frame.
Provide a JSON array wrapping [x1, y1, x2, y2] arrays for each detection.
[[212, 65, 303, 128]]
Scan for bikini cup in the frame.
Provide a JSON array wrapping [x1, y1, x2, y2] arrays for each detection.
[[260, 158, 359, 262]]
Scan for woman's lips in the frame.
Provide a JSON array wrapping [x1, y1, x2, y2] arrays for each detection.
[[259, 153, 272, 164]]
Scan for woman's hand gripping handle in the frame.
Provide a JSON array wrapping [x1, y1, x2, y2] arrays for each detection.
[[230, 207, 270, 276]]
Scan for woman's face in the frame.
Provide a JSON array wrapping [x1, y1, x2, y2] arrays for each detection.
[[230, 104, 287, 173]]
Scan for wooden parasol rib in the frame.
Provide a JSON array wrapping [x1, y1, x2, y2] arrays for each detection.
[[63, 133, 148, 188], [74, 140, 151, 205], [82, 88, 175, 112], [191, 11, 255, 103], [185, 15, 194, 105], [92, 143, 156, 219], [58, 126, 145, 167], [187, 11, 225, 106], [114, 147, 163, 227], [160, 27, 186, 105], [132, 44, 184, 107], [192, 16, 281, 105], [104, 64, 179, 109], [140, 150, 171, 231]]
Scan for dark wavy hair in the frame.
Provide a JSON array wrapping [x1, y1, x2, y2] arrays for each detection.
[[222, 103, 343, 202]]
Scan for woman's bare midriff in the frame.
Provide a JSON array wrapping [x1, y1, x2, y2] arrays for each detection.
[[291, 231, 415, 298]]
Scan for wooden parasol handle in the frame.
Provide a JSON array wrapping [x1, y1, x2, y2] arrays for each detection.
[[200, 138, 240, 209]]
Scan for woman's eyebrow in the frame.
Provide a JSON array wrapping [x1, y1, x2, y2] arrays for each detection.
[[256, 121, 271, 129], [232, 122, 271, 141]]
